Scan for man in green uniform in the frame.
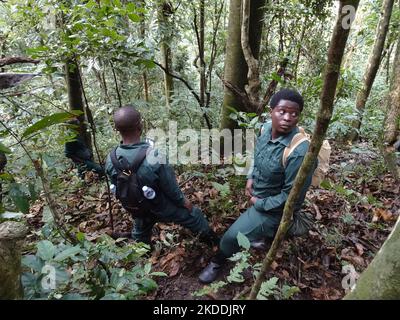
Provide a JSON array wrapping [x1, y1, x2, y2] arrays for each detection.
[[199, 88, 316, 283], [64, 119, 104, 178], [105, 105, 218, 246]]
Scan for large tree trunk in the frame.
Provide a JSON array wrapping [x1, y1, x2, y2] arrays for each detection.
[[249, 0, 360, 300], [0, 221, 28, 299], [158, 2, 174, 109], [344, 217, 400, 299], [220, 0, 266, 131], [348, 0, 394, 142], [65, 59, 92, 151]]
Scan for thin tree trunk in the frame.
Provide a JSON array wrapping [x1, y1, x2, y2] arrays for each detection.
[[348, 0, 394, 141], [381, 38, 400, 182], [344, 217, 400, 299], [139, 0, 150, 102], [65, 59, 92, 151], [158, 2, 174, 109], [220, 0, 266, 131], [249, 0, 360, 300], [383, 38, 400, 145]]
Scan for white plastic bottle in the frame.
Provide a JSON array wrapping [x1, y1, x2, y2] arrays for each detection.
[[142, 186, 156, 200], [110, 184, 116, 194]]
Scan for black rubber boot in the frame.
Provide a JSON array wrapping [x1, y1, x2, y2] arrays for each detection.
[[198, 251, 227, 284]]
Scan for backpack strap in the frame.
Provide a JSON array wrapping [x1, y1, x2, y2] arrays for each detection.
[[282, 129, 310, 168], [110, 146, 149, 174]]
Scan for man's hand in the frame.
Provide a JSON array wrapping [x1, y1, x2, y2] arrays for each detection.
[[183, 198, 193, 212], [245, 179, 254, 198], [250, 196, 259, 205]]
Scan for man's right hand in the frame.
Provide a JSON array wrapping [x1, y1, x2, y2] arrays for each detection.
[[245, 179, 254, 198]]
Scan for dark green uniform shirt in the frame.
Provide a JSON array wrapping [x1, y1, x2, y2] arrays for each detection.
[[105, 142, 186, 215], [248, 121, 315, 214]]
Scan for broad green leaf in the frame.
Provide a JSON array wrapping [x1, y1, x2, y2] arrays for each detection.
[[37, 240, 56, 260], [128, 13, 141, 22], [9, 184, 30, 214], [22, 111, 82, 138], [22, 254, 44, 272], [236, 232, 250, 250], [0, 142, 11, 154], [54, 246, 81, 262]]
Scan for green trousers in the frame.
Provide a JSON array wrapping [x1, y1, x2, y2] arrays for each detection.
[[219, 206, 314, 258], [132, 206, 212, 244], [219, 206, 281, 258]]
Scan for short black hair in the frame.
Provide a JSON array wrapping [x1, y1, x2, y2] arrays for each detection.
[[270, 88, 304, 111]]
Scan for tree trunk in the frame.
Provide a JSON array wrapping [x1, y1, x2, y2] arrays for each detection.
[[199, 0, 206, 108], [139, 0, 150, 102], [220, 0, 266, 131], [249, 0, 360, 300], [381, 38, 400, 182], [65, 59, 92, 151], [383, 38, 400, 145], [348, 0, 394, 142], [344, 217, 400, 299], [158, 2, 174, 109], [0, 221, 28, 299]]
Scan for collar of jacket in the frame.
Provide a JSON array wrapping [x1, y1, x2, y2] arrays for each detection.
[[263, 121, 299, 147], [118, 141, 149, 149]]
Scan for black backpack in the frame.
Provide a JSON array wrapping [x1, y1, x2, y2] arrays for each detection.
[[110, 146, 155, 218]]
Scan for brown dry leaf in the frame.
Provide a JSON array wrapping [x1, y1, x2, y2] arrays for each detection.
[[372, 208, 394, 222], [194, 191, 205, 203], [355, 243, 364, 256], [169, 260, 181, 277], [209, 188, 219, 199], [313, 204, 322, 220], [341, 254, 365, 267], [281, 270, 290, 279], [271, 261, 279, 270]]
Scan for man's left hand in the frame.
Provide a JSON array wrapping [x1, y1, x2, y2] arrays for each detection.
[[250, 196, 259, 205]]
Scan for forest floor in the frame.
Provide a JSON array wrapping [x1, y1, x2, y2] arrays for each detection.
[[25, 141, 399, 300]]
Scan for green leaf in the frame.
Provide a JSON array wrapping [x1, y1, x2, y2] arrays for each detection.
[[22, 254, 44, 272], [76, 232, 86, 242], [0, 142, 11, 154], [9, 184, 30, 214], [0, 173, 14, 181], [22, 111, 82, 138], [54, 246, 81, 262], [257, 277, 279, 300], [128, 13, 141, 22], [236, 232, 250, 250], [37, 240, 56, 261]]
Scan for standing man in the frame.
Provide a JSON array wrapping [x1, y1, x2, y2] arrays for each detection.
[[199, 89, 316, 283], [105, 105, 218, 247]]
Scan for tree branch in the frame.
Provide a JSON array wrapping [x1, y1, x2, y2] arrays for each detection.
[[0, 56, 39, 68]]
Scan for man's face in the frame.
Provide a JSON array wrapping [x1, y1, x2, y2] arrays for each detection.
[[270, 99, 301, 136]]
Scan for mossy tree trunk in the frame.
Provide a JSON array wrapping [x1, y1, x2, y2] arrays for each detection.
[[249, 0, 360, 300], [0, 221, 28, 299], [344, 217, 400, 299]]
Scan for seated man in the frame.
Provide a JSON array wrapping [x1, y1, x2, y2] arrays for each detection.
[[105, 105, 218, 247], [199, 88, 316, 283], [64, 119, 104, 178]]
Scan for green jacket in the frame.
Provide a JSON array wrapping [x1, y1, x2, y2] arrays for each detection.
[[105, 142, 186, 215], [248, 121, 315, 214]]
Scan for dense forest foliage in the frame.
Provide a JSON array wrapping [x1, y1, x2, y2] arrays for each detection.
[[0, 0, 399, 300]]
